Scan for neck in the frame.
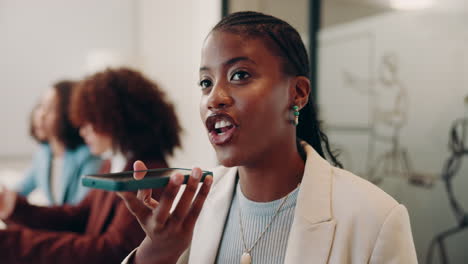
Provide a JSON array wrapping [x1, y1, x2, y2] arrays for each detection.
[[238, 139, 305, 202], [110, 150, 128, 173], [49, 138, 65, 157]]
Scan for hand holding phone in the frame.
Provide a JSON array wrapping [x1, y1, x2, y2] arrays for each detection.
[[82, 168, 212, 191], [117, 161, 213, 264]]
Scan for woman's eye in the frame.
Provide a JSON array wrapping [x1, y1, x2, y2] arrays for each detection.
[[199, 79, 212, 89], [231, 71, 250, 81]]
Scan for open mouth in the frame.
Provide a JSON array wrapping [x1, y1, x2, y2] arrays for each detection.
[[214, 119, 235, 135], [205, 113, 238, 145]]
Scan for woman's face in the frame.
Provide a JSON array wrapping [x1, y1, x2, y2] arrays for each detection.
[[79, 123, 112, 155], [199, 31, 293, 167], [32, 104, 48, 142], [39, 88, 58, 140]]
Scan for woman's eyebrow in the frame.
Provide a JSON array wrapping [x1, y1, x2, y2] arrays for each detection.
[[200, 56, 256, 72], [223, 56, 256, 67]]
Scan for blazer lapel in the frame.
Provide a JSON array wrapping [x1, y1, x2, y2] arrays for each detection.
[[285, 219, 336, 264], [284, 143, 336, 264], [189, 166, 238, 264]]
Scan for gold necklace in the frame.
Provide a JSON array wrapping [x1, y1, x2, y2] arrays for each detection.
[[238, 184, 299, 264]]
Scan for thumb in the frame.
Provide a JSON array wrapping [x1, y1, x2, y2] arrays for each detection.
[[133, 160, 148, 180]]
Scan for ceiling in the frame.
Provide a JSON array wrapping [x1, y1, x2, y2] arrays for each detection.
[[328, 0, 467, 10], [322, 0, 468, 28]]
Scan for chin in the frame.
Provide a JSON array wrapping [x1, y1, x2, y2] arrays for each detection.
[[218, 159, 238, 168], [214, 149, 244, 168]]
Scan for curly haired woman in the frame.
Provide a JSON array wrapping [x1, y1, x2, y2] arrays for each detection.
[[0, 68, 182, 264]]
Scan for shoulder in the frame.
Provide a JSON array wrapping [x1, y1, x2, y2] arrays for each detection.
[[28, 144, 51, 167], [328, 167, 411, 247], [301, 141, 399, 224], [66, 145, 101, 167], [331, 167, 399, 223], [332, 167, 398, 211], [35, 144, 51, 158], [318, 167, 417, 261], [68, 145, 100, 162]]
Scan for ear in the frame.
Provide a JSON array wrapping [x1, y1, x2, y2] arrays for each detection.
[[289, 76, 311, 109]]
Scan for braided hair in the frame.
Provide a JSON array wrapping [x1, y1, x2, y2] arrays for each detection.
[[212, 11, 342, 168]]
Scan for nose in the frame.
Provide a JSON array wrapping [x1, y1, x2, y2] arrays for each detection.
[[206, 82, 234, 110]]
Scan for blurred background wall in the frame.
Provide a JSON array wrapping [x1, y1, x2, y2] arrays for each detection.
[[135, 0, 220, 169], [318, 10, 468, 263], [0, 0, 220, 176], [0, 0, 137, 159]]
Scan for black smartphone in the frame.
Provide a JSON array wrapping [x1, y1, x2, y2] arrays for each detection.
[[81, 168, 212, 191]]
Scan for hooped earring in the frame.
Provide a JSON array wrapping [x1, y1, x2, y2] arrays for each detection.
[[292, 105, 300, 126]]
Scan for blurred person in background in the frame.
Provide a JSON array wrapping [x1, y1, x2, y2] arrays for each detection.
[[14, 80, 101, 205], [29, 102, 48, 144], [0, 68, 182, 264]]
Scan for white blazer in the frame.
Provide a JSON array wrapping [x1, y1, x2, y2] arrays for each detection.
[[123, 143, 418, 263]]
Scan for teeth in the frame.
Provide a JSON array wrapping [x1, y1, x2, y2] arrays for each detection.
[[214, 120, 232, 129]]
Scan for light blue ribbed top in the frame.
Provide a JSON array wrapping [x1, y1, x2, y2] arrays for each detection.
[[216, 183, 299, 264]]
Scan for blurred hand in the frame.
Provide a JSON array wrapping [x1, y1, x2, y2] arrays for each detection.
[[0, 185, 17, 220], [118, 161, 213, 264]]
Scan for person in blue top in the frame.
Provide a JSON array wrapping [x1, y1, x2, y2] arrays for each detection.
[[15, 80, 101, 205]]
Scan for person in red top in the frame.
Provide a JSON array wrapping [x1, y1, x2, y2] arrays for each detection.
[[0, 68, 182, 264]]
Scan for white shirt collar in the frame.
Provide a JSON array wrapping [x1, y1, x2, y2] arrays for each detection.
[[100, 150, 127, 173]]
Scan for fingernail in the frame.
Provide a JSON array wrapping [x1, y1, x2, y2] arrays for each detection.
[[193, 169, 201, 180], [206, 175, 213, 186], [172, 174, 183, 185]]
